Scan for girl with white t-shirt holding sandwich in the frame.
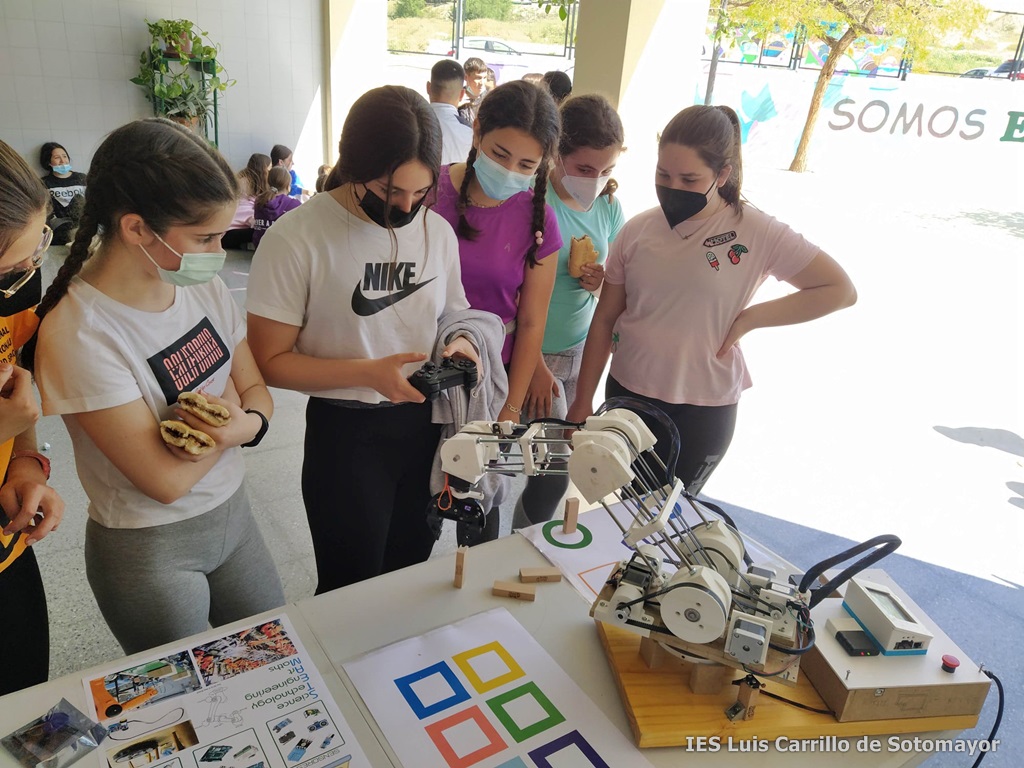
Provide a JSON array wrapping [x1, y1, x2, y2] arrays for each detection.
[[567, 105, 857, 496], [31, 119, 284, 654]]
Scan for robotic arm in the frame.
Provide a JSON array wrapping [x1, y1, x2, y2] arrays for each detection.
[[430, 403, 900, 684]]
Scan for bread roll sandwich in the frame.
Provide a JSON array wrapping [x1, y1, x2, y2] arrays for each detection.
[[159, 420, 216, 457], [177, 391, 230, 427], [568, 235, 599, 278]]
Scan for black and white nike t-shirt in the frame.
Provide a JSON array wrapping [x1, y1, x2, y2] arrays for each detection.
[[247, 192, 469, 404]]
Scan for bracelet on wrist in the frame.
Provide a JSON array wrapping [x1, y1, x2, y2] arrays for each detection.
[[11, 450, 51, 481], [504, 402, 522, 415], [241, 409, 269, 448]]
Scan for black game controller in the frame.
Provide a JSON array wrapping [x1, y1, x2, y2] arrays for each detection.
[[408, 358, 478, 400]]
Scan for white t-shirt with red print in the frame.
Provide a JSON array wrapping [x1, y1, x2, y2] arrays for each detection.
[[37, 276, 246, 528]]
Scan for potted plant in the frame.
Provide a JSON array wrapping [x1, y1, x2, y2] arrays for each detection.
[[130, 19, 235, 140], [145, 18, 197, 57]]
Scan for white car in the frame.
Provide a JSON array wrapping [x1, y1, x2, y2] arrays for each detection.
[[960, 67, 993, 79], [446, 36, 571, 82]]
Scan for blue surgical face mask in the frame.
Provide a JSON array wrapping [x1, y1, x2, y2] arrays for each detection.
[[473, 148, 534, 201], [52, 164, 72, 175], [140, 231, 226, 287]]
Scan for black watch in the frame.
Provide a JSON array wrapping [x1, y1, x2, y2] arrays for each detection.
[[241, 409, 269, 447]]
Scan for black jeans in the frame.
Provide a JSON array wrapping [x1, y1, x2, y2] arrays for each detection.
[[0, 546, 49, 694], [606, 376, 738, 497], [302, 398, 441, 593]]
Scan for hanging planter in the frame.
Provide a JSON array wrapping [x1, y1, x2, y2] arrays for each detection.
[[130, 18, 235, 141]]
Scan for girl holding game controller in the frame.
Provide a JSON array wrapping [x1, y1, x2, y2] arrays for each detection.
[[29, 119, 284, 654], [246, 87, 478, 592]]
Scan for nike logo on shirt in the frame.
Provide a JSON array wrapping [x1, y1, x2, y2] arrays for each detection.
[[351, 262, 436, 317]]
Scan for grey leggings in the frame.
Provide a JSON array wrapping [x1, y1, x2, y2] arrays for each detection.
[[514, 341, 585, 528], [85, 484, 285, 655]]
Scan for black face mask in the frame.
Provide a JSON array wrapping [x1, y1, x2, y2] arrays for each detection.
[[358, 187, 422, 229], [656, 180, 717, 229], [0, 270, 42, 318]]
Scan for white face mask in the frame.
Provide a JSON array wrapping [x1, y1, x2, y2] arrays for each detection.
[[559, 160, 608, 211], [140, 231, 225, 287]]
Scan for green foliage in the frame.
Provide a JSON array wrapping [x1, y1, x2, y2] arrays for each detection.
[[131, 19, 235, 129], [728, 0, 987, 53], [918, 48, 1003, 74], [464, 0, 512, 22], [537, 1, 570, 22], [392, 0, 426, 19]]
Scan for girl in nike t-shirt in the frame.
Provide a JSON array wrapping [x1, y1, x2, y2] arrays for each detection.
[[247, 86, 476, 593]]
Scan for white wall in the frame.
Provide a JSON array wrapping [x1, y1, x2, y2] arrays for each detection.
[[0, 0, 324, 187]]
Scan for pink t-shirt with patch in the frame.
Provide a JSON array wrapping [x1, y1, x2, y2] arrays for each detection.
[[604, 204, 819, 406]]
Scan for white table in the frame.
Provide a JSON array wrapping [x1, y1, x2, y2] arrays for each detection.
[[1, 535, 966, 767], [295, 534, 964, 767]]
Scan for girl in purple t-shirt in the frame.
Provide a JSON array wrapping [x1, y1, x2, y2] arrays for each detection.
[[252, 167, 302, 248], [432, 80, 563, 544]]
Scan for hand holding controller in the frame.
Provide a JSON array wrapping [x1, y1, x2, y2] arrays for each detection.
[[408, 358, 478, 400]]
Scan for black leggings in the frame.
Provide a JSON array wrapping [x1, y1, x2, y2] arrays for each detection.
[[606, 376, 738, 497], [0, 547, 49, 694], [302, 398, 441, 593]]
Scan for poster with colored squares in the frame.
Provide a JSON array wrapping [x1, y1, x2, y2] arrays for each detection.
[[343, 608, 654, 768]]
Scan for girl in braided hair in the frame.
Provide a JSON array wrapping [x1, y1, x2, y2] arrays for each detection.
[[29, 118, 284, 654], [431, 80, 562, 542]]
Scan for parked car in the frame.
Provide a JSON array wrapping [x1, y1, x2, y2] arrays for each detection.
[[437, 36, 572, 83], [960, 67, 993, 78], [991, 59, 1023, 80]]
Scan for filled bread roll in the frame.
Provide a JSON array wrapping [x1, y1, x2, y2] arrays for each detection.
[[568, 235, 599, 278], [178, 391, 231, 427], [159, 419, 216, 456]]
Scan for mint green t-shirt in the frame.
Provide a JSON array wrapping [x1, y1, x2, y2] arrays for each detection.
[[542, 184, 626, 354]]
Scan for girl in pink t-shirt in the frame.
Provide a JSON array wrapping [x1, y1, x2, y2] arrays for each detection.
[[568, 105, 857, 497]]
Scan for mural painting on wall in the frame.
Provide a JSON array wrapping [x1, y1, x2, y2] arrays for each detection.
[[706, 20, 907, 77], [803, 23, 907, 77], [698, 71, 1024, 173]]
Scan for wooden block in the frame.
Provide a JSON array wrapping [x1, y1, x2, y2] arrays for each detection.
[[687, 661, 731, 695], [562, 497, 579, 534], [519, 566, 562, 583], [492, 580, 536, 601], [454, 546, 468, 588], [638, 636, 667, 669]]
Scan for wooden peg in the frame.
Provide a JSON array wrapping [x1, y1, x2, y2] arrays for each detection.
[[562, 497, 579, 534], [492, 580, 536, 601], [454, 546, 468, 588], [519, 566, 562, 583], [736, 677, 761, 720]]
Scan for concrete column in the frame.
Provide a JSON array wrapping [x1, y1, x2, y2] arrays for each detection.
[[322, 0, 388, 163], [572, 0, 711, 216]]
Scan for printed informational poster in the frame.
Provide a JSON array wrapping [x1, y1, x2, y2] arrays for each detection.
[[519, 502, 793, 603], [344, 608, 654, 768], [82, 615, 369, 768]]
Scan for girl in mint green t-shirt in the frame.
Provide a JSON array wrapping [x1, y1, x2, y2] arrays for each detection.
[[514, 94, 626, 529]]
